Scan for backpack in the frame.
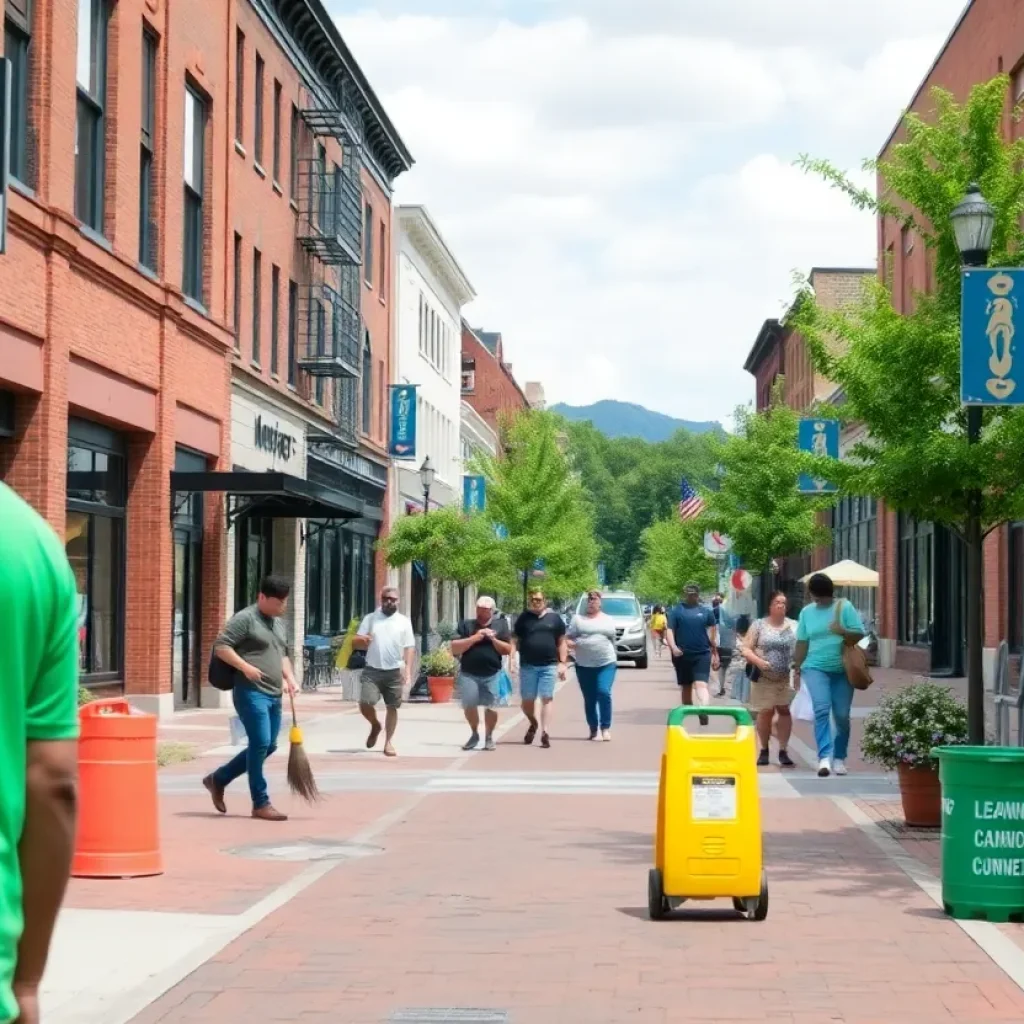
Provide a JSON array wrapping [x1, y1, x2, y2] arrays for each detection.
[[207, 650, 238, 691]]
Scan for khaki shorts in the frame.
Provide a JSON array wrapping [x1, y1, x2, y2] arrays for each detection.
[[748, 671, 793, 712], [360, 667, 403, 709]]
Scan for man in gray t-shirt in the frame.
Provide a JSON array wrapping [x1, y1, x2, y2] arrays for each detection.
[[203, 575, 298, 821]]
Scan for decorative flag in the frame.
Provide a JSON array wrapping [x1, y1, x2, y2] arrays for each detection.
[[678, 477, 705, 521]]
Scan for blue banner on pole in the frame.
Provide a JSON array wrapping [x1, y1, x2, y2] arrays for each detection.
[[388, 385, 417, 459], [531, 558, 546, 578], [494, 524, 509, 540], [961, 269, 1024, 406], [597, 562, 606, 585], [797, 418, 839, 494], [463, 474, 486, 512]]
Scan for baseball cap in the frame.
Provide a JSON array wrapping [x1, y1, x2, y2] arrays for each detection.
[[476, 595, 496, 609]]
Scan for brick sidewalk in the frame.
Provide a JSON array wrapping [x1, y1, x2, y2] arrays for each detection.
[[53, 656, 1018, 1024]]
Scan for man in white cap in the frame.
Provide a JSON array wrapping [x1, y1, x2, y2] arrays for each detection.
[[451, 596, 512, 751]]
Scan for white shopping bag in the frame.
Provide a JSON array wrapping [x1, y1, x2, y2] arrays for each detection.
[[791, 684, 814, 722], [229, 715, 246, 746]]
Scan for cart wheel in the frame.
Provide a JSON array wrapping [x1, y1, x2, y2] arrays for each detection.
[[750, 871, 769, 922], [731, 897, 748, 915], [648, 868, 668, 920]]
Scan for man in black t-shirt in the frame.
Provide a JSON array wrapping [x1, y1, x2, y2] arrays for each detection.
[[511, 590, 568, 748], [451, 596, 512, 751]]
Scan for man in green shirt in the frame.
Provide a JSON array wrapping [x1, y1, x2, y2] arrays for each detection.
[[203, 575, 297, 821], [0, 483, 81, 1024]]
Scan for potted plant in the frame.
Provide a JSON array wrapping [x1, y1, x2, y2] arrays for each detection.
[[436, 622, 458, 644], [861, 681, 968, 827], [420, 646, 458, 704]]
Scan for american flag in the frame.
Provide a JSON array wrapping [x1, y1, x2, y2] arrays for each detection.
[[678, 477, 705, 521]]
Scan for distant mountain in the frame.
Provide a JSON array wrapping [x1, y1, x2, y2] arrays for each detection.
[[551, 400, 721, 443]]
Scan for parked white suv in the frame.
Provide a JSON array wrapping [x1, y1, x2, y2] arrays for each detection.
[[572, 590, 648, 669]]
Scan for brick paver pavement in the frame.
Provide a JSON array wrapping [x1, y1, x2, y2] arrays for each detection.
[[101, 658, 1024, 1023]]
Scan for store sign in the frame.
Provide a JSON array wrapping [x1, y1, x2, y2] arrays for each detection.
[[254, 414, 296, 462], [463, 474, 486, 512], [389, 384, 417, 459]]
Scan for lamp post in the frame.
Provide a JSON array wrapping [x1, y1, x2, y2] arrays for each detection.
[[951, 182, 995, 744], [418, 455, 435, 660]]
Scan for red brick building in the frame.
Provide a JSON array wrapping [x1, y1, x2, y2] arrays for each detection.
[[460, 323, 529, 432], [0, 0, 410, 714], [875, 0, 1021, 678]]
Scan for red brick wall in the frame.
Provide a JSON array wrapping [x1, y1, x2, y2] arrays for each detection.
[[750, 343, 783, 412], [461, 327, 528, 432]]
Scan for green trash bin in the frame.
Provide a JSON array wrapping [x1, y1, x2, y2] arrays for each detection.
[[934, 745, 1024, 923]]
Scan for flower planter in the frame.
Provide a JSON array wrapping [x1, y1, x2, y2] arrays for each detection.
[[427, 676, 455, 704], [897, 762, 941, 827]]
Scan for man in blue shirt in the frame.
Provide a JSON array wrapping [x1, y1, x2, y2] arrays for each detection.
[[666, 582, 719, 724]]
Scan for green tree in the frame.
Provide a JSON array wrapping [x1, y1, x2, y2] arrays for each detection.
[[702, 397, 832, 604], [791, 74, 1024, 741], [475, 410, 599, 605], [632, 517, 717, 604]]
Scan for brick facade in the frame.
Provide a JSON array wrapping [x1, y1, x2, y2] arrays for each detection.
[[460, 323, 529, 433], [0, 0, 409, 714]]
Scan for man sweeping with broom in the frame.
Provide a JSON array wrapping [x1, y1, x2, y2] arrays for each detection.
[[203, 574, 310, 821]]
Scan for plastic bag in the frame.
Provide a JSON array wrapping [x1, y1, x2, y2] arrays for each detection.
[[791, 684, 814, 722], [497, 669, 513, 707]]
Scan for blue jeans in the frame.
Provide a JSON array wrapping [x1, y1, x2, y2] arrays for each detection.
[[801, 668, 853, 761], [576, 663, 616, 732], [213, 686, 282, 809], [520, 664, 558, 701]]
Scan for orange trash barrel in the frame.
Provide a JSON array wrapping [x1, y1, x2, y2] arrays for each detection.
[[73, 698, 163, 878]]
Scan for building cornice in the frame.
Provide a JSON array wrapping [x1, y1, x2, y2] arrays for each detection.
[[398, 205, 476, 308], [743, 318, 783, 375]]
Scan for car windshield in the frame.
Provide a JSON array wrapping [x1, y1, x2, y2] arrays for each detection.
[[595, 597, 641, 617]]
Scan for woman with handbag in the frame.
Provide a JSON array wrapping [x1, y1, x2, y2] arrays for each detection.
[[794, 573, 866, 778], [740, 593, 797, 768]]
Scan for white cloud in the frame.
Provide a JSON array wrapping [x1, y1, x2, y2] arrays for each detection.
[[331, 1, 967, 422]]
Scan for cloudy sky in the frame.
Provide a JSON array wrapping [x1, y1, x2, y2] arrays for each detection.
[[329, 0, 967, 425]]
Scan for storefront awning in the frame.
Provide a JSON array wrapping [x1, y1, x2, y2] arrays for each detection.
[[170, 470, 380, 525]]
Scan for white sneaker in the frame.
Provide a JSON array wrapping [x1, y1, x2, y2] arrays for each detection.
[[833, 759, 848, 776], [817, 758, 831, 778], [601, 729, 611, 742]]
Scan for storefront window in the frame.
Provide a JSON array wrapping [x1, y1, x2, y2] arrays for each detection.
[[65, 420, 125, 679], [831, 497, 877, 628], [898, 514, 933, 646], [1010, 522, 1024, 653], [235, 515, 273, 610]]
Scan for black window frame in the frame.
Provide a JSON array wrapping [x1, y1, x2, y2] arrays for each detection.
[[1010, 522, 1024, 654], [5, 0, 33, 187], [898, 514, 934, 647], [289, 102, 298, 201], [270, 264, 280, 376], [139, 26, 158, 270], [74, 0, 110, 233], [272, 78, 282, 183], [378, 219, 386, 302], [182, 81, 207, 304], [253, 52, 264, 168], [251, 247, 262, 365], [363, 200, 373, 285], [287, 278, 297, 385], [234, 27, 244, 144], [361, 333, 372, 435], [232, 231, 242, 347]]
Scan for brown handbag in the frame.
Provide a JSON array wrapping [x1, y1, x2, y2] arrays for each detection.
[[833, 599, 873, 690]]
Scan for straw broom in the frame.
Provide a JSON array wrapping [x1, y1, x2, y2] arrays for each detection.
[[286, 690, 320, 803]]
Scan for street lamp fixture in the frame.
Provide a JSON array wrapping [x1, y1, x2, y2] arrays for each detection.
[[952, 183, 994, 744], [419, 455, 436, 495], [418, 455, 434, 661]]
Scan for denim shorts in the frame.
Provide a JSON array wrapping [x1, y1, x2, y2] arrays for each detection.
[[460, 671, 500, 709], [520, 663, 558, 701]]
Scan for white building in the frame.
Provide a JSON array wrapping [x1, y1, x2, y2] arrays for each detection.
[[391, 205, 476, 628]]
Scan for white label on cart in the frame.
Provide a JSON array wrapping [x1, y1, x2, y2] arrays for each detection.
[[691, 776, 737, 820]]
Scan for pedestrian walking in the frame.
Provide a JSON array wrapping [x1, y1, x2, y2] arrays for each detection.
[[451, 596, 513, 751], [353, 586, 416, 758], [204, 575, 298, 821], [512, 589, 568, 748], [793, 573, 866, 777], [1, 483, 80, 1024], [712, 594, 736, 696], [567, 590, 619, 741], [741, 592, 798, 768], [650, 604, 668, 658], [724, 614, 753, 702], [665, 582, 719, 724]]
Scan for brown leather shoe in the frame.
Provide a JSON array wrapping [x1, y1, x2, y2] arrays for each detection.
[[252, 804, 288, 821], [203, 775, 226, 814]]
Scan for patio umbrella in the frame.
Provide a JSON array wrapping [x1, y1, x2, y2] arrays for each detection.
[[800, 559, 879, 588]]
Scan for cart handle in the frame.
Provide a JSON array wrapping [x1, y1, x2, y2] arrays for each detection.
[[667, 706, 753, 727]]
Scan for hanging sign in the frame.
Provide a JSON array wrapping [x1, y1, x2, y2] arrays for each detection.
[[462, 474, 486, 512], [797, 418, 839, 494], [388, 385, 417, 459]]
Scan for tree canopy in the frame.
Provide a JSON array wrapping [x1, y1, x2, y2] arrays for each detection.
[[631, 517, 717, 604]]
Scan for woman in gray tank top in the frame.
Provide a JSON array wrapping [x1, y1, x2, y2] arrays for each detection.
[[566, 591, 619, 741]]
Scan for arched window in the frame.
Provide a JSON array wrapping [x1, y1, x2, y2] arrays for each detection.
[[361, 332, 372, 435]]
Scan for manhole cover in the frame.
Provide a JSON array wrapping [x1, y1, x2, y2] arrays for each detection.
[[390, 1012, 508, 1023], [226, 838, 384, 862]]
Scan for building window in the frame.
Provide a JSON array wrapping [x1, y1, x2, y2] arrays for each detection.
[[253, 53, 264, 167], [232, 232, 242, 346], [272, 79, 282, 183], [363, 201, 373, 285], [361, 333, 372, 434], [289, 103, 298, 201], [1011, 522, 1024, 653], [270, 265, 280, 376], [5, 0, 33, 186], [831, 496, 877, 628], [251, 248, 261, 364], [378, 220, 386, 301], [898, 514, 933, 647], [75, 0, 109, 232], [65, 419, 125, 679], [139, 28, 157, 270], [377, 359, 385, 438], [182, 84, 206, 303], [234, 28, 244, 144], [287, 278, 297, 385], [235, 516, 273, 611]]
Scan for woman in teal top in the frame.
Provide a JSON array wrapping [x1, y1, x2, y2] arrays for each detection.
[[794, 573, 865, 778]]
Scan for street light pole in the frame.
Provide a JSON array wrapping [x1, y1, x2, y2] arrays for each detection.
[[951, 182, 996, 745], [419, 456, 435, 660]]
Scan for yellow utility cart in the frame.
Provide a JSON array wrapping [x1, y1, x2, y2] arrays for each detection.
[[649, 705, 768, 921]]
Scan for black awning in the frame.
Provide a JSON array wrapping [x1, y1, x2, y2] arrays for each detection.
[[170, 470, 371, 523]]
